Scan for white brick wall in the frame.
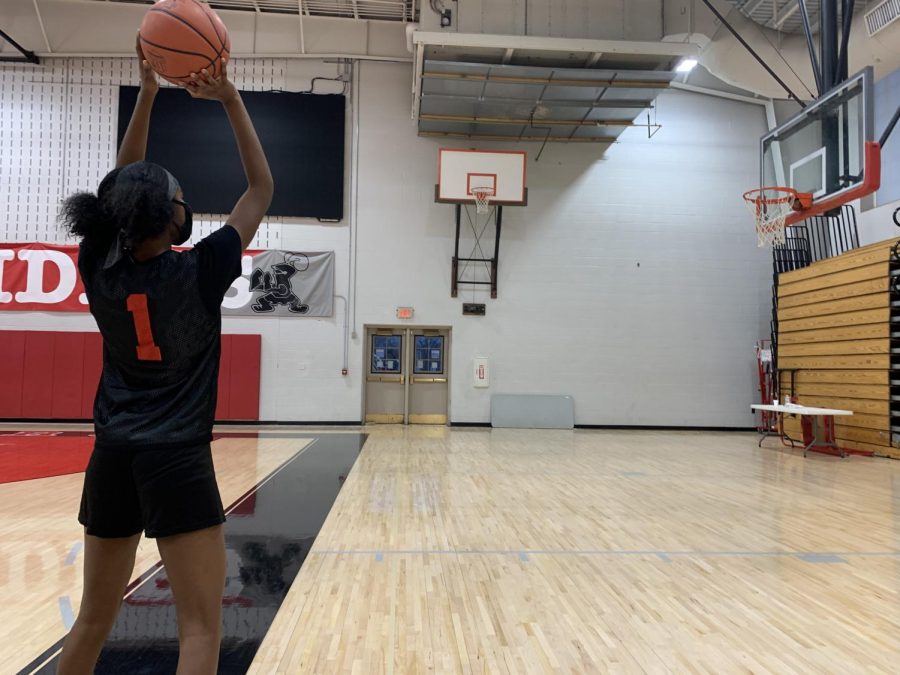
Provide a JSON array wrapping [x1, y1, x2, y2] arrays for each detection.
[[355, 62, 772, 426], [0, 57, 773, 425]]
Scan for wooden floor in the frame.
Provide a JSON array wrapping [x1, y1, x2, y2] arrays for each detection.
[[0, 426, 309, 674], [3, 425, 900, 674]]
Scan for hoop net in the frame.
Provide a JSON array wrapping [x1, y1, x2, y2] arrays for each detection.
[[743, 187, 806, 247], [471, 187, 495, 214]]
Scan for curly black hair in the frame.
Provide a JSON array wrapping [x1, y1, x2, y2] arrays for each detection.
[[61, 162, 176, 253]]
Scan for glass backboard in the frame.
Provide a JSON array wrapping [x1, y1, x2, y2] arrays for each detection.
[[761, 67, 874, 206]]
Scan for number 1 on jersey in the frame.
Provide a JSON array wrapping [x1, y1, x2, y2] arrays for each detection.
[[126, 294, 162, 362]]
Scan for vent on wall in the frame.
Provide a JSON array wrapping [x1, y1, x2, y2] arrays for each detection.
[[865, 0, 900, 36]]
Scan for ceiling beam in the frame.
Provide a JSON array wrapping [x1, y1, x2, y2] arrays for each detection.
[[32, 0, 52, 53], [773, 0, 801, 28], [421, 93, 654, 109], [298, 0, 306, 53], [584, 52, 603, 68], [422, 71, 672, 89], [419, 131, 617, 143], [413, 31, 696, 58], [419, 113, 639, 127], [743, 0, 772, 17]]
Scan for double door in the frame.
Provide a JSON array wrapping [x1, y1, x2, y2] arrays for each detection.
[[365, 327, 449, 425]]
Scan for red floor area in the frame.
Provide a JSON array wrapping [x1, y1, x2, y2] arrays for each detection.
[[0, 433, 94, 484]]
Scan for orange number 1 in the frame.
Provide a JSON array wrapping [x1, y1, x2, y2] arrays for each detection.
[[126, 294, 162, 362]]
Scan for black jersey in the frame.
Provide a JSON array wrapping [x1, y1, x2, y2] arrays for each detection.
[[79, 226, 243, 450]]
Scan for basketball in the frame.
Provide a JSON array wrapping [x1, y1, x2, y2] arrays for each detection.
[[139, 0, 230, 86]]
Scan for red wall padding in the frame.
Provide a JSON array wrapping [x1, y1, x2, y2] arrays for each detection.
[[228, 335, 262, 419], [0, 331, 261, 421], [0, 332, 27, 417]]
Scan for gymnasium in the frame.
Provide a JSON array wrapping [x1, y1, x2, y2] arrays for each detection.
[[1, 0, 899, 672]]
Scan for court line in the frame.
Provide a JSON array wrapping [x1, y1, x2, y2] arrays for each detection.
[[26, 441, 318, 675], [796, 553, 848, 563], [313, 548, 900, 560], [63, 542, 82, 566], [57, 597, 74, 630]]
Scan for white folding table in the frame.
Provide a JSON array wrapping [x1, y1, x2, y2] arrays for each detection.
[[751, 403, 854, 458]]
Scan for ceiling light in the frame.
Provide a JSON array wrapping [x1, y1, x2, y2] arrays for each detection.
[[675, 58, 698, 73]]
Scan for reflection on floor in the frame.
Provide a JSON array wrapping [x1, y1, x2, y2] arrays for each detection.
[[22, 433, 366, 675], [0, 433, 94, 484]]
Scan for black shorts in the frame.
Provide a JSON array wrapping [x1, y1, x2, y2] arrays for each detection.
[[78, 443, 226, 539]]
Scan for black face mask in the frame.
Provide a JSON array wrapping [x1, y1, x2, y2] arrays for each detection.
[[171, 199, 193, 245]]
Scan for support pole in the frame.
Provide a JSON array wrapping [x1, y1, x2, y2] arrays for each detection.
[[837, 0, 855, 82], [820, 0, 839, 90], [820, 0, 841, 198], [880, 105, 900, 149], [0, 29, 40, 64], [798, 0, 823, 95], [491, 206, 502, 299], [452, 204, 460, 298]]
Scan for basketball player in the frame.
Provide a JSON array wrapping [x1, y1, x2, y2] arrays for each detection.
[[57, 40, 273, 675]]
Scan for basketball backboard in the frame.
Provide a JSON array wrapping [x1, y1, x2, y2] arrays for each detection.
[[436, 149, 527, 206], [761, 67, 880, 226]]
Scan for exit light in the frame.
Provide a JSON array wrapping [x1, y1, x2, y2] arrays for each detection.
[[396, 307, 414, 319]]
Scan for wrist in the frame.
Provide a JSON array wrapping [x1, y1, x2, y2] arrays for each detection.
[[220, 88, 240, 106], [138, 86, 158, 97]]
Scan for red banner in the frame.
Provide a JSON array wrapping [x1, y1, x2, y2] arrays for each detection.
[[0, 243, 266, 313], [0, 243, 88, 312]]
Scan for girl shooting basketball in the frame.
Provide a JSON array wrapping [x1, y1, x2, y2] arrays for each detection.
[[57, 38, 273, 675]]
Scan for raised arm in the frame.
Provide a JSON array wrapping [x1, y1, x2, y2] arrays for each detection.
[[116, 34, 158, 168], [185, 60, 274, 250]]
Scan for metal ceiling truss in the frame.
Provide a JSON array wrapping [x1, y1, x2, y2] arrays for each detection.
[[76, 0, 417, 22], [411, 33, 689, 148], [731, 0, 859, 34]]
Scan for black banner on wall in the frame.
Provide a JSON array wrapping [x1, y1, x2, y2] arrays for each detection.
[[118, 86, 345, 220]]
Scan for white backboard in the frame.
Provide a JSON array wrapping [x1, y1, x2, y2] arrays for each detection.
[[437, 149, 527, 205]]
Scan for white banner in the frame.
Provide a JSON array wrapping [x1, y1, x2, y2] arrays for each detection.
[[222, 250, 334, 317]]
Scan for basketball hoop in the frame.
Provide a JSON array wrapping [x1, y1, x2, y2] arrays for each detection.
[[743, 187, 812, 247], [471, 187, 495, 214]]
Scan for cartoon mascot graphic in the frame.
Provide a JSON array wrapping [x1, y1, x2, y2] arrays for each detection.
[[249, 253, 311, 314]]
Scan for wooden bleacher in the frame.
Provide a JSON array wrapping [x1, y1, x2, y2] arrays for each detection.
[[777, 237, 899, 458]]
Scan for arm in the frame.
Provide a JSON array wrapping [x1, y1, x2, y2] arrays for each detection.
[[186, 60, 274, 250], [116, 34, 159, 168], [221, 93, 275, 250]]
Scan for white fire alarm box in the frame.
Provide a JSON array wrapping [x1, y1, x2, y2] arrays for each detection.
[[473, 357, 490, 388]]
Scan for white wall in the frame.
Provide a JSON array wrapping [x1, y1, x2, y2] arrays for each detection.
[[354, 62, 771, 426], [0, 56, 773, 426], [0, 56, 361, 422], [859, 202, 900, 246]]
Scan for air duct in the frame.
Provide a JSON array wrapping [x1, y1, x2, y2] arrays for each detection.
[[664, 0, 900, 99]]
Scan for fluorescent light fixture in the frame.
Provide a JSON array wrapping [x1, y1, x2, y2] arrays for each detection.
[[675, 58, 698, 73]]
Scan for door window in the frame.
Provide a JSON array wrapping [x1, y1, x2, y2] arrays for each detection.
[[414, 335, 444, 374], [371, 335, 402, 373]]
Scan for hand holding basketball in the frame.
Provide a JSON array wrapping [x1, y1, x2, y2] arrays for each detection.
[[138, 0, 231, 85], [135, 33, 158, 95], [184, 60, 237, 104]]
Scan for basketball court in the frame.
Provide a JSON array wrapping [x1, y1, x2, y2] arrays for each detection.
[[1, 0, 900, 673]]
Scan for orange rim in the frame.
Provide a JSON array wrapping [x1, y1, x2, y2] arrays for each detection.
[[743, 187, 813, 211]]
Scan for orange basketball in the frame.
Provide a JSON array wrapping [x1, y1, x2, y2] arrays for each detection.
[[139, 0, 231, 86]]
